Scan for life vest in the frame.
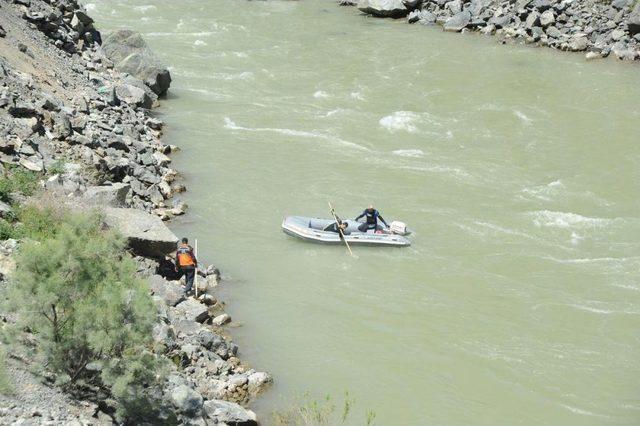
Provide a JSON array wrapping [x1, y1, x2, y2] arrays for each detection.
[[177, 244, 195, 267], [365, 209, 378, 225]]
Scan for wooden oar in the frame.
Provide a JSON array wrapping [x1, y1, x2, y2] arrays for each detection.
[[328, 201, 354, 257], [194, 239, 199, 298]]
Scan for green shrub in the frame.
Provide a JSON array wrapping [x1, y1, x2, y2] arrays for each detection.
[[0, 166, 40, 203], [48, 159, 66, 176], [0, 349, 13, 395], [14, 205, 62, 240], [5, 213, 165, 420], [0, 219, 17, 240]]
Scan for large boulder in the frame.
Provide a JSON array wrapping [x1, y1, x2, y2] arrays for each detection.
[[103, 207, 178, 257], [149, 274, 184, 307], [170, 385, 203, 417], [172, 299, 210, 323], [115, 84, 153, 109], [357, 0, 408, 17], [101, 30, 172, 96], [83, 183, 130, 207], [203, 400, 257, 425], [443, 10, 471, 31], [628, 4, 640, 36]]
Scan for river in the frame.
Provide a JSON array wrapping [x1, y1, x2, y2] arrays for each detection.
[[88, 1, 640, 424]]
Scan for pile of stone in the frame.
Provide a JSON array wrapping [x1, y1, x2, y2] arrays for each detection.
[[354, 0, 640, 61], [147, 273, 272, 425], [18, 0, 99, 54], [0, 0, 182, 218]]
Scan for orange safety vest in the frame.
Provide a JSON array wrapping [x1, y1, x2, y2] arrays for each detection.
[[177, 244, 195, 267]]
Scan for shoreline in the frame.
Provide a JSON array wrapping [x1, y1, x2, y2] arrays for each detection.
[[348, 0, 640, 62], [0, 0, 270, 424]]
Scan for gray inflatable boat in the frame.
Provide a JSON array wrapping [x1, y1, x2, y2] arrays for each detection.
[[282, 216, 411, 247]]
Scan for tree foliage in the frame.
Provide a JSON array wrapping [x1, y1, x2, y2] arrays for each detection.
[[5, 212, 165, 420]]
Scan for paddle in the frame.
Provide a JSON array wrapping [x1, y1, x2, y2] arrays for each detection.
[[328, 201, 354, 257], [194, 239, 199, 299]]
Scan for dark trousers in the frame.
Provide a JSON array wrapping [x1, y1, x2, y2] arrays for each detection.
[[179, 267, 196, 293], [358, 223, 379, 233]]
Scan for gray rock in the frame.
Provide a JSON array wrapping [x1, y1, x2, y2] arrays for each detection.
[[533, 0, 551, 12], [149, 274, 184, 307], [83, 183, 131, 207], [19, 157, 43, 172], [568, 35, 589, 51], [445, 0, 462, 14], [444, 10, 471, 31], [101, 30, 172, 96], [628, 4, 640, 36], [152, 322, 176, 350], [212, 314, 231, 326], [611, 0, 631, 9], [115, 84, 152, 109], [525, 11, 540, 29], [103, 207, 178, 257], [540, 10, 555, 27], [202, 400, 257, 425], [0, 201, 11, 218], [419, 10, 437, 24], [247, 371, 273, 395], [611, 41, 637, 59], [611, 29, 626, 41], [174, 299, 210, 323], [407, 9, 421, 23], [357, 0, 408, 17], [170, 385, 203, 417]]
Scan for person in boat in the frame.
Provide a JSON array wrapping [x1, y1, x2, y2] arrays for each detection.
[[324, 220, 350, 236], [355, 205, 388, 233], [175, 237, 198, 295]]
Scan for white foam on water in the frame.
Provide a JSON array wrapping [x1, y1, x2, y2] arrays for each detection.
[[514, 109, 532, 124], [313, 90, 329, 99], [560, 404, 611, 419], [399, 164, 472, 180], [213, 72, 254, 81], [543, 256, 639, 265], [84, 3, 96, 12], [566, 302, 640, 316], [233, 51, 248, 58], [379, 111, 419, 133], [521, 180, 564, 201], [176, 19, 184, 29], [570, 232, 583, 245], [324, 108, 345, 117], [392, 149, 424, 158], [474, 221, 536, 240], [194, 40, 207, 47], [223, 117, 369, 151], [350, 91, 364, 100], [531, 210, 612, 229], [133, 5, 156, 13]]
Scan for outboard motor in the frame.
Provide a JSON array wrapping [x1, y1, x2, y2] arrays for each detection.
[[389, 221, 410, 236]]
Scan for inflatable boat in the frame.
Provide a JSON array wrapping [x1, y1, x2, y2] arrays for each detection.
[[282, 216, 411, 247]]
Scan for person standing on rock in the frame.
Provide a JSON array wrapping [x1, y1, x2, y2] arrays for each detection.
[[175, 237, 198, 295]]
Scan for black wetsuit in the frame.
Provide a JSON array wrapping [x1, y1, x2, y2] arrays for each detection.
[[324, 222, 349, 236], [355, 209, 388, 233]]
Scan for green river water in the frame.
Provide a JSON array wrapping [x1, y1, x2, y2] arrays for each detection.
[[89, 1, 640, 424]]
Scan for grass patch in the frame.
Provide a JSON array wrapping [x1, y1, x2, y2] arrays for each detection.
[[0, 166, 40, 203], [272, 391, 375, 426], [0, 349, 13, 395]]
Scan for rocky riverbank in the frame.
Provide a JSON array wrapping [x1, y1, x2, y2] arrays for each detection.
[[0, 0, 270, 424], [350, 0, 640, 61]]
